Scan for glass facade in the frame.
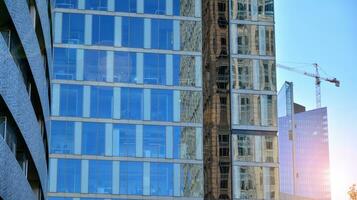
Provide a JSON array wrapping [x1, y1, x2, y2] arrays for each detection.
[[50, 0, 203, 199], [230, 0, 279, 199]]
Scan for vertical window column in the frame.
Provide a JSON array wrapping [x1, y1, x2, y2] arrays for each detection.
[[144, 89, 151, 120], [231, 24, 238, 54], [49, 158, 58, 192], [251, 0, 258, 20], [74, 122, 82, 154], [76, 49, 84, 80], [173, 20, 180, 50], [112, 161, 120, 194], [253, 59, 260, 90], [54, 13, 62, 43], [196, 127, 203, 160], [144, 19, 151, 48], [143, 162, 150, 195], [114, 17, 122, 47], [108, 0, 115, 11], [83, 85, 91, 117], [136, 53, 144, 84], [173, 90, 181, 122], [259, 26, 267, 55], [261, 95, 268, 125], [232, 165, 240, 198], [195, 56, 202, 87], [113, 87, 121, 119], [166, 126, 173, 158], [166, 55, 173, 86], [136, 125, 143, 157], [195, 0, 201, 17], [78, 0, 85, 9], [137, 0, 144, 13], [173, 163, 180, 196], [51, 84, 60, 116], [232, 93, 239, 125], [105, 123, 113, 156], [107, 51, 114, 82], [166, 0, 173, 15], [81, 160, 89, 193], [85, 15, 92, 45]]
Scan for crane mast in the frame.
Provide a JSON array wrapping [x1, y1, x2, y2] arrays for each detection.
[[277, 63, 340, 108]]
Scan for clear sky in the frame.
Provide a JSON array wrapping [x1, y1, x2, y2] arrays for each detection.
[[275, 0, 357, 199]]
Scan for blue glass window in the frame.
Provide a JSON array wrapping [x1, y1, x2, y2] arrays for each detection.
[[89, 160, 112, 194], [144, 0, 166, 15], [83, 49, 107, 81], [151, 19, 173, 50], [55, 0, 77, 8], [53, 48, 76, 80], [121, 88, 143, 120], [82, 123, 105, 155], [120, 161, 143, 195], [85, 0, 107, 10], [173, 127, 196, 159], [113, 124, 136, 157], [151, 89, 173, 121], [90, 86, 113, 118], [122, 17, 144, 48], [115, 0, 137, 12], [143, 125, 165, 158], [92, 15, 114, 46], [173, 55, 181, 86], [144, 53, 166, 85], [150, 163, 173, 196], [59, 84, 83, 117], [114, 52, 136, 83], [62, 13, 84, 44], [173, 0, 180, 16], [57, 159, 81, 193], [51, 121, 74, 154]]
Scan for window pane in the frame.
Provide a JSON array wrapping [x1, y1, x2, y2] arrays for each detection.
[[62, 13, 84, 44], [113, 124, 136, 157], [150, 162, 173, 196], [151, 89, 173, 121], [173, 127, 196, 159], [144, 0, 166, 15], [180, 91, 203, 123], [173, 55, 196, 86], [180, 21, 202, 52], [120, 88, 143, 120], [89, 160, 112, 194], [144, 53, 166, 85], [181, 164, 203, 197], [57, 159, 81, 193], [143, 125, 165, 158], [82, 122, 105, 155], [237, 24, 259, 55], [53, 48, 76, 80], [83, 49, 107, 81], [231, 0, 252, 20], [51, 121, 74, 154], [85, 0, 108, 10], [59, 84, 83, 117], [122, 17, 144, 48], [151, 19, 173, 50], [90, 86, 113, 118], [120, 161, 143, 195], [92, 15, 114, 46], [55, 0, 78, 8], [173, 0, 180, 16], [258, 0, 274, 21], [115, 0, 137, 12], [114, 52, 136, 83]]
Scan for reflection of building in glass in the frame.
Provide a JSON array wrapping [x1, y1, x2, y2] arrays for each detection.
[[278, 83, 331, 200], [0, 0, 52, 199], [49, 0, 203, 199]]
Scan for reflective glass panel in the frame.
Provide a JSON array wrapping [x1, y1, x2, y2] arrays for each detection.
[[150, 162, 173, 196], [231, 0, 252, 20], [181, 164, 203, 197], [55, 0, 77, 8], [51, 121, 74, 154], [53, 48, 76, 80], [144, 0, 166, 15], [82, 122, 105, 155], [92, 15, 114, 46], [120, 161, 143, 195], [62, 13, 84, 44], [180, 91, 203, 123], [143, 125, 165, 158], [180, 21, 202, 52], [114, 52, 136, 83], [173, 127, 196, 159], [85, 0, 108, 10], [90, 86, 113, 118], [151, 89, 173, 121], [122, 17, 144, 48], [115, 0, 137, 12], [173, 55, 196, 86], [258, 0, 274, 21], [113, 124, 136, 157], [57, 159, 81, 193], [151, 19, 173, 50], [59, 84, 83, 117], [88, 160, 112, 194], [144, 53, 166, 85], [83, 49, 107, 81], [120, 88, 143, 120]]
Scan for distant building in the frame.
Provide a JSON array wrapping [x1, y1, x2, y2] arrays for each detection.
[[278, 82, 331, 200], [0, 0, 52, 199]]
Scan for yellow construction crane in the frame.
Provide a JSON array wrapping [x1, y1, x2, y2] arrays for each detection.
[[277, 63, 340, 108]]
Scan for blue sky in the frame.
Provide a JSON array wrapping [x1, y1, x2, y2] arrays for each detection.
[[275, 0, 357, 199]]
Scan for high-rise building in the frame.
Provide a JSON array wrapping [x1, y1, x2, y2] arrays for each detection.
[[49, 0, 203, 200], [49, 0, 279, 200], [0, 0, 52, 199], [278, 83, 331, 200]]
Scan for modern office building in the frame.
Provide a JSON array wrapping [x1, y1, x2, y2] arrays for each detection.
[[202, 0, 279, 199], [0, 0, 52, 200], [278, 82, 331, 200], [49, 0, 278, 200], [49, 0, 203, 200]]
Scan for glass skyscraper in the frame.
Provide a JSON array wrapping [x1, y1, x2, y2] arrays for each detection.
[[49, 0, 203, 199]]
